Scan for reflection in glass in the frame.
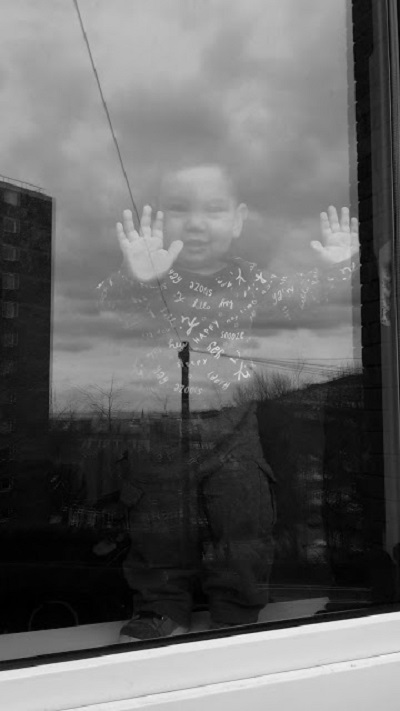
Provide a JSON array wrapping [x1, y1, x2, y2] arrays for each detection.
[[0, 0, 398, 656]]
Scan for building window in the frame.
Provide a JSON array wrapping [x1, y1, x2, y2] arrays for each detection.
[[0, 390, 17, 406], [0, 421, 14, 434], [2, 189, 20, 207], [1, 301, 19, 318], [3, 216, 20, 234], [1, 273, 19, 290], [0, 390, 17, 405], [0, 447, 11, 462], [0, 361, 15, 376], [0, 506, 12, 523], [0, 477, 12, 493], [1, 244, 19, 261], [2, 332, 18, 347]]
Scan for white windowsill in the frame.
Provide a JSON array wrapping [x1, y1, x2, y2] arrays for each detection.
[[1, 605, 400, 710], [0, 597, 328, 662]]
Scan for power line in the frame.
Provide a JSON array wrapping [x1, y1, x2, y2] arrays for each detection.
[[191, 346, 358, 372], [72, 0, 183, 346], [72, 0, 141, 229]]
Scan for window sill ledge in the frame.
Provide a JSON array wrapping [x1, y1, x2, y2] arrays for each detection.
[[0, 597, 328, 662], [1, 605, 400, 710]]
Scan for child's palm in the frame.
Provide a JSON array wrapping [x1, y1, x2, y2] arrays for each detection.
[[311, 206, 359, 264], [117, 206, 183, 282]]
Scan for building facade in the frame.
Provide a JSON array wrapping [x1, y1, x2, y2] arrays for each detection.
[[0, 177, 53, 521]]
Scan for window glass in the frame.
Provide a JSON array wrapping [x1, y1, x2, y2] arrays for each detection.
[[1, 301, 18, 318], [2, 189, 20, 207], [0, 0, 399, 659], [0, 361, 15, 376], [2, 332, 18, 347], [2, 273, 19, 290], [2, 217, 19, 234], [1, 244, 19, 262]]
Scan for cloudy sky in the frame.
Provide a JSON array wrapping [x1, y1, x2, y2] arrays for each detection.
[[2, 0, 359, 411]]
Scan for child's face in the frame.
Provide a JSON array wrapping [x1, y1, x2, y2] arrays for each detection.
[[160, 165, 247, 275]]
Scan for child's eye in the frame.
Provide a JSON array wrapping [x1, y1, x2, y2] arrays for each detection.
[[206, 203, 228, 213]]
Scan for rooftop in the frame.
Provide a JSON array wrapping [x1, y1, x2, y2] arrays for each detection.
[[0, 174, 44, 194]]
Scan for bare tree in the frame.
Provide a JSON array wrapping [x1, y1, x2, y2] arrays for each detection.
[[78, 377, 126, 432]]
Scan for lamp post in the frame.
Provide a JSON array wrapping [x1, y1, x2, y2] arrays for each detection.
[[178, 341, 190, 454], [178, 341, 191, 560]]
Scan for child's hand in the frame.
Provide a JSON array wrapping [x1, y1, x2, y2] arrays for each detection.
[[116, 206, 183, 282], [311, 206, 359, 264]]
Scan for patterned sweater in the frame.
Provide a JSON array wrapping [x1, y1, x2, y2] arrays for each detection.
[[98, 257, 356, 394], [98, 257, 356, 477]]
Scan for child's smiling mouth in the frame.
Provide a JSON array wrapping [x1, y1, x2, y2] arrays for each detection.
[[184, 240, 209, 250]]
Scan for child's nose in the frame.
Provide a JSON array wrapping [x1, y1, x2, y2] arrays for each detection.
[[184, 212, 207, 231]]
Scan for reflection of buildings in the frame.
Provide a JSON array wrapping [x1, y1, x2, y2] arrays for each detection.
[[54, 411, 209, 503], [258, 373, 366, 577], [50, 375, 366, 576], [0, 176, 53, 520]]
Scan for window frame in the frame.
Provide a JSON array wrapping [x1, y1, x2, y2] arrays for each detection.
[[2, 217, 20, 235], [0, 360, 15, 376], [1, 273, 19, 290], [1, 332, 18, 347], [2, 190, 20, 207], [1, 301, 19, 318], [1, 611, 400, 709], [1, 244, 19, 262]]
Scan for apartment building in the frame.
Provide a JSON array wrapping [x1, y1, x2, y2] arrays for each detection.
[[0, 177, 53, 519]]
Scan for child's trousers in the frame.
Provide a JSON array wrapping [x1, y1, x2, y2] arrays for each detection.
[[121, 405, 276, 627]]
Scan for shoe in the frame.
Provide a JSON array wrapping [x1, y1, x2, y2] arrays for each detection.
[[119, 612, 189, 642]]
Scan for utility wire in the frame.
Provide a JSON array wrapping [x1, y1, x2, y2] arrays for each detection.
[[72, 0, 141, 229], [191, 346, 357, 372], [72, 0, 183, 345]]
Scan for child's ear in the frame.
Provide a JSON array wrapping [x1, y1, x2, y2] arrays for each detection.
[[233, 203, 248, 238]]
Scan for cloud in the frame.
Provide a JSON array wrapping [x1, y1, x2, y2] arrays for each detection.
[[2, 0, 358, 402], [53, 341, 94, 354]]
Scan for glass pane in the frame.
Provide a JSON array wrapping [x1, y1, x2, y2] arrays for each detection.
[[0, 0, 399, 659], [2, 217, 20, 234], [2, 190, 20, 207]]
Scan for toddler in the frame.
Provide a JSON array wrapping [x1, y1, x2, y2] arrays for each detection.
[[98, 163, 358, 640]]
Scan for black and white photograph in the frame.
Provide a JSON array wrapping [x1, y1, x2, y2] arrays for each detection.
[[1, 1, 400, 709]]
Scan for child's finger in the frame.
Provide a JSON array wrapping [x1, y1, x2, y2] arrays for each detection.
[[168, 240, 184, 262], [122, 210, 137, 241], [141, 205, 152, 238], [116, 222, 129, 253], [152, 210, 164, 241], [310, 240, 325, 256], [327, 205, 340, 232], [320, 212, 330, 235], [340, 207, 350, 232]]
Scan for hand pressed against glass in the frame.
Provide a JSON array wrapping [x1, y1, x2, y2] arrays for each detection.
[[312, 206, 359, 264], [117, 205, 184, 282]]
